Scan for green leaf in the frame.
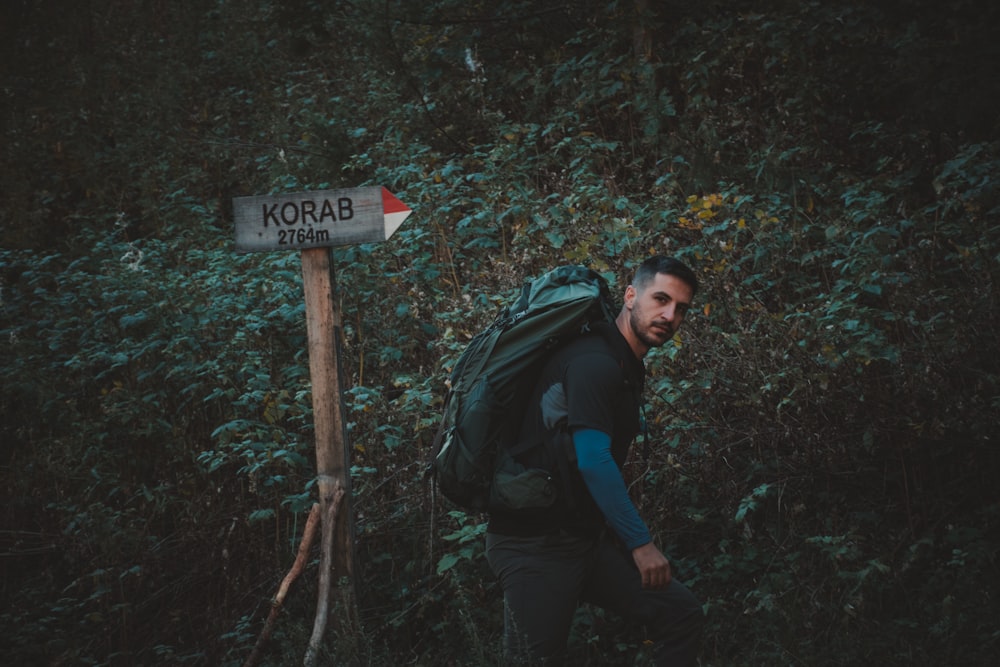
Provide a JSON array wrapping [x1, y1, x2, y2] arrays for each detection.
[[436, 553, 460, 575]]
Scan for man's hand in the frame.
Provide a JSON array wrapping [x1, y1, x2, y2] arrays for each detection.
[[632, 542, 672, 589]]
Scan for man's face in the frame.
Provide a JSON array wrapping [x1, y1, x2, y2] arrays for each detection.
[[626, 273, 694, 351]]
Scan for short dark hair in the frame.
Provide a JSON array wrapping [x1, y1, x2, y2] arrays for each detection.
[[632, 255, 698, 296]]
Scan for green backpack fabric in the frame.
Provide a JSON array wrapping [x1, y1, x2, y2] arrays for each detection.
[[432, 265, 618, 511]]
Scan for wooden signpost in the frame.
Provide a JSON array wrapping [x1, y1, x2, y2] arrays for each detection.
[[234, 186, 412, 666]]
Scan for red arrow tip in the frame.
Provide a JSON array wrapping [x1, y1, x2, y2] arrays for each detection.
[[381, 187, 410, 214]]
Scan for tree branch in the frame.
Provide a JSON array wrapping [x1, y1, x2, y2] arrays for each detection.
[[243, 503, 322, 667], [303, 483, 346, 667]]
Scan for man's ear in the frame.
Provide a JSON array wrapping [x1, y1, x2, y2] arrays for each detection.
[[623, 285, 637, 309]]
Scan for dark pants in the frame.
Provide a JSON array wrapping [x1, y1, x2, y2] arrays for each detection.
[[486, 531, 704, 665]]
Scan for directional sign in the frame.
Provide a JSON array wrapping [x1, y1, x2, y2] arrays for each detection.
[[233, 186, 412, 253]]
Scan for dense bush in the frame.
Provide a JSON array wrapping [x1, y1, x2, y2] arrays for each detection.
[[2, 0, 997, 664]]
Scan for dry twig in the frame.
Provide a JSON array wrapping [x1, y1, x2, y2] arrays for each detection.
[[243, 502, 322, 667]]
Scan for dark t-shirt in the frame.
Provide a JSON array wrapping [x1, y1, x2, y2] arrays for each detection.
[[487, 321, 645, 537]]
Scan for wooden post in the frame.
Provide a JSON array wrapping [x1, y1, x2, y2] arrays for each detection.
[[300, 247, 356, 662]]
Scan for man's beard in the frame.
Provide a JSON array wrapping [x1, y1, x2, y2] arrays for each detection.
[[630, 307, 674, 349]]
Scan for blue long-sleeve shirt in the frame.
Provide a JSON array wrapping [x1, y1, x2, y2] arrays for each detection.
[[573, 427, 652, 550]]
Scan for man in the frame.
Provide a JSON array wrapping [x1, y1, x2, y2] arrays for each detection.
[[486, 255, 705, 665]]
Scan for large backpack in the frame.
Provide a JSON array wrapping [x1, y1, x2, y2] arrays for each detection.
[[431, 265, 618, 511]]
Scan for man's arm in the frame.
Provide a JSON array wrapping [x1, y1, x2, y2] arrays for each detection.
[[572, 428, 650, 548], [573, 428, 672, 588]]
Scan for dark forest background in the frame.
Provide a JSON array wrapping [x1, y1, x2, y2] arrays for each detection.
[[2, 0, 998, 664]]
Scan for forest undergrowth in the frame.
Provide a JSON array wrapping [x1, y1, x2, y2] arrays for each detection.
[[2, 1, 998, 665]]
